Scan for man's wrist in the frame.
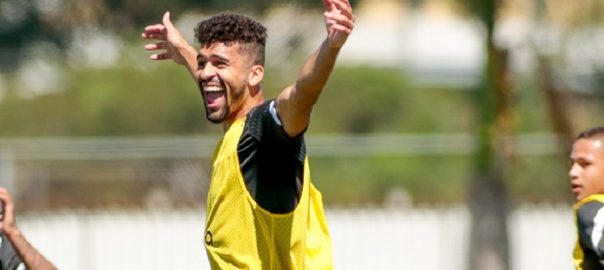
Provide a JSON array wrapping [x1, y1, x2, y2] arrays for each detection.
[[176, 42, 195, 55], [323, 39, 342, 56], [179, 45, 198, 75]]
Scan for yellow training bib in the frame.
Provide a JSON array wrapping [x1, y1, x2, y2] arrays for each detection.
[[204, 117, 333, 269]]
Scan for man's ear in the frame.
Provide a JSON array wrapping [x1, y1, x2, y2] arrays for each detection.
[[248, 64, 264, 89]]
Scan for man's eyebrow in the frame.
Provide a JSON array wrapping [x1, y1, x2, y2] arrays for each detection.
[[571, 156, 592, 162], [197, 53, 229, 63], [208, 53, 230, 62]]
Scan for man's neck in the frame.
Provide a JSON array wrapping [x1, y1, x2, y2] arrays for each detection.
[[222, 96, 265, 132]]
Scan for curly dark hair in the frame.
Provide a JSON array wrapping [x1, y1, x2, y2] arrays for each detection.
[[576, 126, 604, 141], [195, 13, 267, 65]]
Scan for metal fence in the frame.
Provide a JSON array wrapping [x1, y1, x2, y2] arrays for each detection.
[[0, 134, 563, 211], [0, 135, 573, 269]]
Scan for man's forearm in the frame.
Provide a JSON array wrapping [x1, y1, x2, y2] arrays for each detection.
[[6, 229, 57, 270], [293, 38, 340, 108], [276, 38, 341, 137], [178, 44, 199, 79]]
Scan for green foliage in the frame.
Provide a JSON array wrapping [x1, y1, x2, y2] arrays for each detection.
[[308, 67, 475, 134], [0, 45, 574, 205], [508, 153, 571, 204], [311, 66, 408, 133], [311, 155, 471, 206], [0, 64, 217, 137]]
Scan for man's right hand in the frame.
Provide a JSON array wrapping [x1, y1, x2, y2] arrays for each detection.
[[0, 187, 18, 237], [142, 12, 198, 75]]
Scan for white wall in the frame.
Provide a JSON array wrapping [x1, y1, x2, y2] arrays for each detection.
[[17, 206, 575, 270]]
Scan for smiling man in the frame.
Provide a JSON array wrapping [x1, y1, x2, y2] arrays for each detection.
[[142, 1, 354, 269], [569, 126, 604, 269]]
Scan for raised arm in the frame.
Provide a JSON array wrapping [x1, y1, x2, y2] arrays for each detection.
[[276, 0, 354, 137], [142, 12, 199, 78], [0, 187, 57, 270]]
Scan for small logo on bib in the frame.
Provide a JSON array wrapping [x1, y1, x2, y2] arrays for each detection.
[[205, 230, 213, 246]]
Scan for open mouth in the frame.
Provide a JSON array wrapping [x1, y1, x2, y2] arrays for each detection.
[[201, 83, 226, 108], [205, 89, 225, 106]]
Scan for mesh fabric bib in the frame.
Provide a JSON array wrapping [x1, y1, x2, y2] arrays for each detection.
[[204, 117, 333, 269]]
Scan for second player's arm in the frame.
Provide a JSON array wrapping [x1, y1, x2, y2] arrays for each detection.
[[6, 230, 57, 270], [0, 188, 57, 270]]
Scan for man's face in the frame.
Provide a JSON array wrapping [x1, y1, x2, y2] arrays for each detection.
[[196, 42, 253, 123], [569, 138, 604, 202]]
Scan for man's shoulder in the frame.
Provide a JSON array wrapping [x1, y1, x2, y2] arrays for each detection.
[[576, 195, 604, 211], [242, 99, 303, 145], [576, 197, 604, 227], [246, 99, 274, 119], [244, 99, 276, 138]]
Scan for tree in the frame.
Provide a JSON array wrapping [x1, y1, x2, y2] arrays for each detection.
[[0, 0, 63, 72], [455, 0, 511, 269]]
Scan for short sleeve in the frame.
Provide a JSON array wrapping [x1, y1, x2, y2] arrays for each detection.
[[0, 235, 26, 270], [577, 201, 604, 267], [238, 100, 306, 214]]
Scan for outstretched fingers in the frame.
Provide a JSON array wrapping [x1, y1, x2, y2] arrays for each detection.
[[144, 41, 169, 51], [326, 22, 353, 35], [162, 11, 174, 29], [324, 11, 354, 30], [333, 0, 352, 11], [143, 24, 165, 33], [142, 25, 166, 40], [323, 0, 355, 31], [323, 0, 354, 48], [150, 52, 172, 61], [142, 11, 197, 67], [144, 41, 173, 61], [141, 13, 172, 60], [329, 0, 354, 21]]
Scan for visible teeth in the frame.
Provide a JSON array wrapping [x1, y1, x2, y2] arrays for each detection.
[[204, 86, 224, 92]]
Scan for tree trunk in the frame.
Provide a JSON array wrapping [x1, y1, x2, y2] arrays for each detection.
[[468, 27, 511, 270], [537, 56, 574, 152]]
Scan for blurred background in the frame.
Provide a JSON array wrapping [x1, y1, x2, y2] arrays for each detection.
[[1, 0, 603, 269]]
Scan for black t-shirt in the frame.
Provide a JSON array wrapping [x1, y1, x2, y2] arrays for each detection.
[[237, 100, 305, 214], [576, 200, 604, 270], [0, 235, 25, 270]]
